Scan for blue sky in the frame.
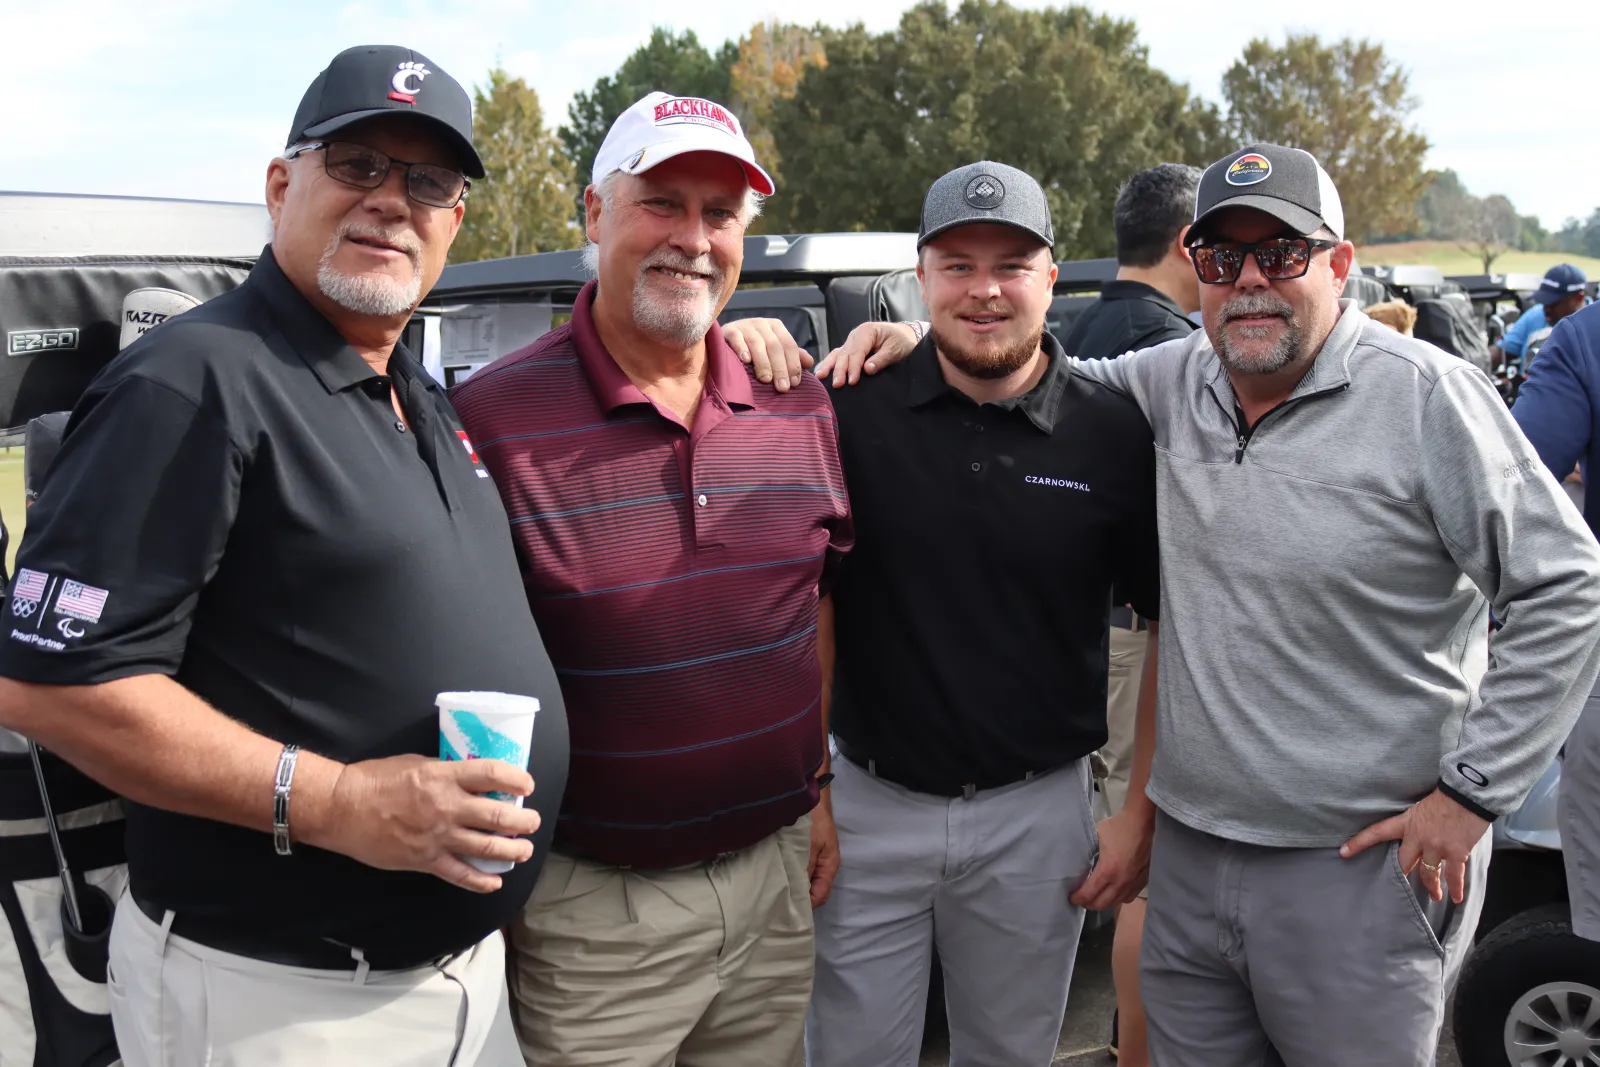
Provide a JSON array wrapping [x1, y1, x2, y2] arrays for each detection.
[[7, 0, 1597, 231]]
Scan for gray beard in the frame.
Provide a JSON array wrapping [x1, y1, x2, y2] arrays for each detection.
[[931, 321, 1043, 380], [317, 232, 423, 317], [631, 252, 726, 348], [1214, 293, 1303, 375]]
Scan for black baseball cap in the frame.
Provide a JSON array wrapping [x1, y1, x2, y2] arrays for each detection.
[[918, 161, 1055, 250], [1186, 144, 1345, 246], [287, 45, 484, 179]]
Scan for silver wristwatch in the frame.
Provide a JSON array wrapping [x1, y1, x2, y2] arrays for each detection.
[[273, 744, 301, 856]]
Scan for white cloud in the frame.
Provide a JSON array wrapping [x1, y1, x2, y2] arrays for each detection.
[[6, 0, 1597, 229]]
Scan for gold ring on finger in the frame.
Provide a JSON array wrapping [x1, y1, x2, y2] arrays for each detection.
[[1420, 859, 1444, 873]]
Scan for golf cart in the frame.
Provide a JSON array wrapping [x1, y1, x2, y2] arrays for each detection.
[[1451, 753, 1600, 1066], [413, 232, 1119, 378], [0, 190, 266, 1067]]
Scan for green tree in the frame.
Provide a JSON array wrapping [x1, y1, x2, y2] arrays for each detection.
[[1413, 169, 1472, 241], [1221, 35, 1430, 244], [560, 29, 738, 210], [764, 0, 1222, 258], [1554, 208, 1600, 259], [451, 70, 580, 263], [727, 21, 828, 195]]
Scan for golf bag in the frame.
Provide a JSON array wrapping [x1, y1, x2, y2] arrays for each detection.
[[1413, 296, 1494, 376], [0, 742, 125, 1067], [0, 254, 253, 1066]]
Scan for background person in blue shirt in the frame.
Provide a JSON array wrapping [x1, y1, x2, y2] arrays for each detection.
[[1494, 263, 1590, 368], [1510, 300, 1600, 945]]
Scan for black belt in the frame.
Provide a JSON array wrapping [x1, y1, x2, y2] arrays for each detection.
[[132, 891, 446, 972], [834, 735, 1045, 799], [1109, 605, 1148, 632]]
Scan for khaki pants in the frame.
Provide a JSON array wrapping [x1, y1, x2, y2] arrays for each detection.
[[106, 891, 521, 1067], [1097, 624, 1151, 818], [509, 816, 814, 1067]]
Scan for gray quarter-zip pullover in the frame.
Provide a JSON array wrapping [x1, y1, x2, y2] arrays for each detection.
[[1076, 301, 1600, 846]]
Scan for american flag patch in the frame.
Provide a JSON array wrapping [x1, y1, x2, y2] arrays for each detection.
[[55, 580, 109, 623], [11, 569, 47, 603]]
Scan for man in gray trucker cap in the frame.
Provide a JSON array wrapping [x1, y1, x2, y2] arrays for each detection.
[[805, 161, 1160, 1065]]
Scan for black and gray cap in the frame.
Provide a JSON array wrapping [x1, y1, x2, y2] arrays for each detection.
[[287, 45, 485, 179], [918, 161, 1054, 250], [1186, 143, 1344, 246]]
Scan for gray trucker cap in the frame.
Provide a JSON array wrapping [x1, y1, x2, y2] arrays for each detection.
[[918, 161, 1055, 250]]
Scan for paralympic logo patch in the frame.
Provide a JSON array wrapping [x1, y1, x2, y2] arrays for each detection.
[[1226, 153, 1272, 186]]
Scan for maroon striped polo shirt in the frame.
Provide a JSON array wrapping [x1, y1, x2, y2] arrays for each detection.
[[450, 282, 852, 868]]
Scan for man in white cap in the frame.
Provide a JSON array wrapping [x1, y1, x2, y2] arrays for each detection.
[[452, 92, 851, 1067]]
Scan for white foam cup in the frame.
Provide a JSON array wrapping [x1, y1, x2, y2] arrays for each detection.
[[436, 691, 540, 874]]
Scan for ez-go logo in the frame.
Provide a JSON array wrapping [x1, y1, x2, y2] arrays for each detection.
[[7, 328, 79, 356]]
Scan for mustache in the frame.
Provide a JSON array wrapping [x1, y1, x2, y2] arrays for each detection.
[[954, 300, 1014, 318], [334, 223, 422, 265], [639, 248, 723, 283], [1222, 293, 1294, 323]]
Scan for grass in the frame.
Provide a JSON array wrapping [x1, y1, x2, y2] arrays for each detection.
[[1354, 240, 1600, 279], [0, 450, 24, 577]]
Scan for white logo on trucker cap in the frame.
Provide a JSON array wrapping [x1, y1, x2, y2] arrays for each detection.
[[590, 91, 775, 195], [389, 61, 430, 104]]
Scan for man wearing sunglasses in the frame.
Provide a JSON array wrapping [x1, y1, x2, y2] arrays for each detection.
[[0, 46, 564, 1067], [818, 142, 1600, 1063]]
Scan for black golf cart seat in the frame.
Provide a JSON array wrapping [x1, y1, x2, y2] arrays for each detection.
[[0, 192, 262, 1067]]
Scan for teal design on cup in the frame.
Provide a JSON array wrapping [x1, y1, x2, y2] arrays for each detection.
[[435, 691, 541, 875]]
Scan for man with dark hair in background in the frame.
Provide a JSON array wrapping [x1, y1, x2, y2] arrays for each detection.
[[1062, 164, 1202, 362], [1059, 161, 1200, 1067]]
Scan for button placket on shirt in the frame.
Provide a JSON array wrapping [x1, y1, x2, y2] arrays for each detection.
[[966, 410, 991, 481]]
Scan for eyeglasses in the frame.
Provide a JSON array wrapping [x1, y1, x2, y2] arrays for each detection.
[[285, 141, 470, 209], [1190, 237, 1339, 285]]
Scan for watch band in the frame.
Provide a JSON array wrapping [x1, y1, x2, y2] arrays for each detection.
[[273, 744, 301, 856]]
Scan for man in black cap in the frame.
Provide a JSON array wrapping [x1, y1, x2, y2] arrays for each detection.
[[805, 161, 1160, 1066], [1492, 262, 1590, 370], [818, 141, 1600, 1063], [0, 45, 567, 1067]]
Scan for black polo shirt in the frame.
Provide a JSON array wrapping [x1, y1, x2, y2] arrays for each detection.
[[823, 333, 1160, 793], [0, 248, 568, 967], [1059, 279, 1196, 360]]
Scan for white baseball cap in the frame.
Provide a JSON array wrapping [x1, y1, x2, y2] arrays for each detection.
[[591, 91, 774, 195]]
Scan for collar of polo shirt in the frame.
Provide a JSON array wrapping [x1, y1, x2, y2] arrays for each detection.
[[254, 246, 393, 392], [905, 330, 1070, 435], [567, 281, 755, 415]]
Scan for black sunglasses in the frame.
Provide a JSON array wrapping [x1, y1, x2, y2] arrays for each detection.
[[285, 141, 470, 209], [1191, 237, 1339, 285]]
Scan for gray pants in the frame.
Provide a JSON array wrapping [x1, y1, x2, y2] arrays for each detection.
[[805, 750, 1099, 1067], [1563, 675, 1600, 941], [1141, 810, 1488, 1067]]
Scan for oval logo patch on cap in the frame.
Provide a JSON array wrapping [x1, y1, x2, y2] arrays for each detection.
[[965, 174, 1005, 209], [1226, 153, 1272, 186]]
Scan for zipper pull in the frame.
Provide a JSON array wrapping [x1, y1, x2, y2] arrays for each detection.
[[1235, 434, 1247, 464]]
